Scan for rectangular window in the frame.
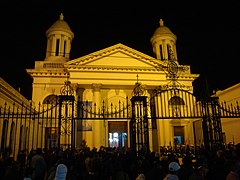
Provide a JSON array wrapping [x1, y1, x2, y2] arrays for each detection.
[[45, 127, 58, 149], [77, 101, 92, 118]]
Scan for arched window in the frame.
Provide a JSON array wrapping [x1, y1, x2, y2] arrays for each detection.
[[159, 44, 163, 60], [63, 40, 67, 57], [9, 122, 15, 154], [167, 44, 172, 60], [1, 120, 8, 152], [169, 96, 185, 105], [169, 96, 185, 117], [19, 125, 24, 151], [25, 127, 29, 150], [56, 39, 60, 56], [43, 94, 58, 104]]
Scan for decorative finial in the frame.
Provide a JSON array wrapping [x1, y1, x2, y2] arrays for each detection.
[[132, 75, 145, 96], [159, 19, 164, 26], [60, 13, 64, 20], [60, 80, 73, 96]]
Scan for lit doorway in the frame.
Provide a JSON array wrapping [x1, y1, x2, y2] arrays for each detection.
[[109, 132, 127, 148], [174, 126, 184, 145], [108, 121, 128, 148]]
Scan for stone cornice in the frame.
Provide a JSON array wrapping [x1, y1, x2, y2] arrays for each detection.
[[68, 65, 160, 72], [26, 69, 69, 77], [215, 83, 240, 96]]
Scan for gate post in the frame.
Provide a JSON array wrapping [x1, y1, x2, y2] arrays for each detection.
[[58, 80, 75, 149], [201, 97, 224, 152], [131, 96, 149, 156], [130, 79, 149, 156]]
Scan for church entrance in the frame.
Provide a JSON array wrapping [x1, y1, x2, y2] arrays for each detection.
[[108, 121, 128, 148], [174, 126, 185, 145]]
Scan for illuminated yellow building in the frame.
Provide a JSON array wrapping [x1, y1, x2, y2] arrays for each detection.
[[26, 13, 200, 151], [0, 78, 32, 159], [0, 77, 31, 108], [214, 83, 240, 145]]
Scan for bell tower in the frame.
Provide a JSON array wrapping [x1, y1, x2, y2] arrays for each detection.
[[45, 13, 74, 62], [150, 19, 177, 61]]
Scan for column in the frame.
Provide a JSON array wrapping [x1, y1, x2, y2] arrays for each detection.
[[74, 84, 85, 149], [92, 83, 103, 149], [147, 89, 159, 152]]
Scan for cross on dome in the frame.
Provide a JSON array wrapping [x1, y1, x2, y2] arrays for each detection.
[[159, 19, 164, 26], [60, 13, 64, 20]]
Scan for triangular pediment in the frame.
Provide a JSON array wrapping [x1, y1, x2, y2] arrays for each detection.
[[66, 43, 165, 71]]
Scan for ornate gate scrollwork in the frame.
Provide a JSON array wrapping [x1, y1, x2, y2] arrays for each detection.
[[130, 80, 149, 156], [58, 80, 75, 149]]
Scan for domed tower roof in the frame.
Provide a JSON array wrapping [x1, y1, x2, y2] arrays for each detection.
[[44, 13, 74, 62], [151, 19, 176, 39], [150, 19, 178, 61], [46, 13, 74, 38]]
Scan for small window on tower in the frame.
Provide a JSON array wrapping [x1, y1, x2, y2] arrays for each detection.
[[56, 39, 60, 56], [167, 44, 171, 60], [160, 45, 163, 60], [63, 40, 66, 57]]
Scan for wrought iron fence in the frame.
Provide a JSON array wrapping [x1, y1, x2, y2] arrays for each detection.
[[1, 88, 240, 160]]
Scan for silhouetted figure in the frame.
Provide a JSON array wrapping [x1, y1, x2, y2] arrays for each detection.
[[30, 148, 47, 180], [226, 160, 240, 180], [179, 154, 194, 180]]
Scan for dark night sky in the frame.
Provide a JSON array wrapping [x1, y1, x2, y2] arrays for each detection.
[[1, 1, 240, 100]]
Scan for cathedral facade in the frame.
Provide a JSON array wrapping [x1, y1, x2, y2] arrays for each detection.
[[26, 13, 199, 151]]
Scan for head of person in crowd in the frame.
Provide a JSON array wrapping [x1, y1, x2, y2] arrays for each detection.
[[55, 163, 67, 180], [36, 148, 42, 155], [169, 161, 180, 172], [230, 160, 240, 175], [164, 161, 181, 180], [136, 173, 145, 180]]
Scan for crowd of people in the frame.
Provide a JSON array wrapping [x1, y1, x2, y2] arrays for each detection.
[[0, 141, 240, 180]]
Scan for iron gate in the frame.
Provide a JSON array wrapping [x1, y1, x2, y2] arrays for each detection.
[[1, 84, 240, 160], [149, 87, 234, 153]]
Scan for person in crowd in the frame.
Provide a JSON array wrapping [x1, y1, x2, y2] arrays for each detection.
[[111, 160, 130, 180], [30, 148, 47, 180], [211, 149, 228, 180], [226, 160, 240, 180], [45, 161, 59, 180], [136, 173, 145, 180], [54, 163, 68, 180], [145, 152, 165, 180], [164, 161, 181, 180], [178, 153, 194, 180]]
